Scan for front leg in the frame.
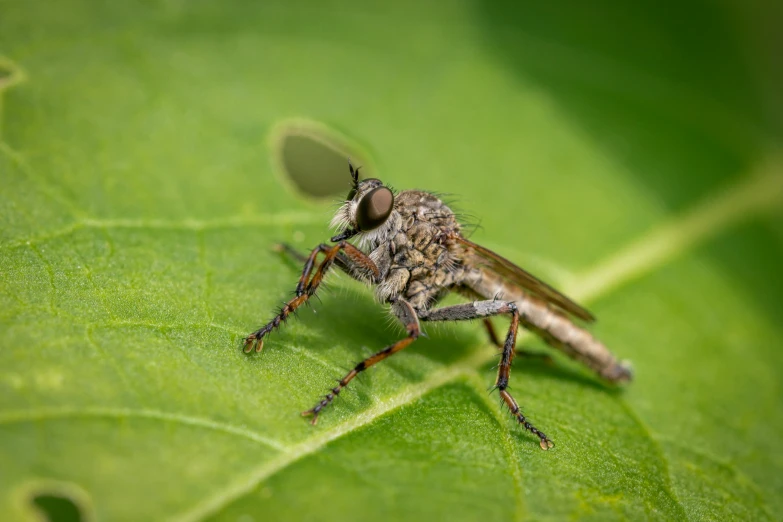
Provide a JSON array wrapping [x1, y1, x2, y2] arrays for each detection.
[[275, 243, 371, 292], [243, 241, 379, 353], [302, 298, 420, 424], [419, 301, 554, 450]]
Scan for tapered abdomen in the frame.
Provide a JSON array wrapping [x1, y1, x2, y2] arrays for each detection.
[[465, 268, 632, 383]]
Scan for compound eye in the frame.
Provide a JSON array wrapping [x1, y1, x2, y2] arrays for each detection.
[[356, 187, 394, 231]]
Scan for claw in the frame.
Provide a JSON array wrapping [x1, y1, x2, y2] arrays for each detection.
[[243, 334, 265, 353], [539, 438, 554, 450], [243, 336, 256, 353], [301, 409, 319, 425]]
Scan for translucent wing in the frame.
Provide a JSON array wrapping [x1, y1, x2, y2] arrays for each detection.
[[453, 235, 595, 322]]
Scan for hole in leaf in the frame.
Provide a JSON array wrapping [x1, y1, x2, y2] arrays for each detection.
[[0, 67, 12, 89], [31, 493, 84, 522], [0, 57, 23, 90], [271, 119, 373, 198]]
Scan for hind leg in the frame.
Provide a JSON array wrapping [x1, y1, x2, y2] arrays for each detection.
[[419, 301, 553, 450], [483, 318, 553, 364]]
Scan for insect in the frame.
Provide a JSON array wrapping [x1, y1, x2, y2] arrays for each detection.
[[244, 162, 632, 450]]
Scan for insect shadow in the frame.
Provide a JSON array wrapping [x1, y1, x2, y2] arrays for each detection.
[[275, 241, 616, 392], [275, 281, 612, 398], [283, 283, 477, 368]]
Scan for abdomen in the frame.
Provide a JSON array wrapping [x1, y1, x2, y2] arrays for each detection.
[[464, 267, 632, 383]]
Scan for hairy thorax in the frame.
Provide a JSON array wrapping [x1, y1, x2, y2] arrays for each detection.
[[367, 190, 468, 309]]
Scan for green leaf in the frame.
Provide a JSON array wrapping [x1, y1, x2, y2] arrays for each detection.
[[2, 1, 782, 521]]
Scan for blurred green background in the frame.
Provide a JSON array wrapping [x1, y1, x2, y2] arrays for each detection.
[[1, 1, 782, 521]]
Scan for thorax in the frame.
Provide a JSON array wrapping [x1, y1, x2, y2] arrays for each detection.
[[367, 190, 465, 309]]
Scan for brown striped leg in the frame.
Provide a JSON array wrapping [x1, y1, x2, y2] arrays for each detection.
[[243, 241, 380, 353], [302, 298, 420, 424], [495, 308, 554, 450], [293, 244, 329, 296], [420, 301, 553, 450], [276, 243, 365, 282]]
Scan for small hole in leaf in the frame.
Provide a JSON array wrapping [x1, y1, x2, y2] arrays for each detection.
[[272, 119, 373, 198], [0, 67, 12, 89], [31, 493, 84, 522], [0, 58, 23, 90]]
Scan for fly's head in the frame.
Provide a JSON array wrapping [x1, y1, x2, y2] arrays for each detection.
[[330, 162, 399, 248]]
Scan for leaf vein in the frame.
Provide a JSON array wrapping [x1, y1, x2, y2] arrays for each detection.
[[0, 407, 289, 452], [0, 213, 325, 250], [0, 140, 86, 219], [170, 365, 476, 522], [463, 370, 528, 522], [653, 434, 777, 521]]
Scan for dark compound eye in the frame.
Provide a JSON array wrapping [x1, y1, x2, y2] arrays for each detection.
[[356, 187, 394, 231]]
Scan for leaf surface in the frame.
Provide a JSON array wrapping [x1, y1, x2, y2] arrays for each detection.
[[1, 1, 782, 521]]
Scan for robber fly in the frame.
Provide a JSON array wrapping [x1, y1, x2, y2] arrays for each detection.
[[244, 162, 632, 450]]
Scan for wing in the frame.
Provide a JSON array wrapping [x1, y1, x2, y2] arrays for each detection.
[[452, 235, 596, 322]]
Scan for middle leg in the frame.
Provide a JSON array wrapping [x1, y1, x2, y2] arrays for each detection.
[[419, 301, 554, 450]]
